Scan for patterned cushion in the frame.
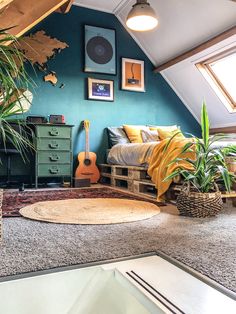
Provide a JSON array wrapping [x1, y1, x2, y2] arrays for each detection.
[[107, 127, 130, 147], [141, 129, 160, 142]]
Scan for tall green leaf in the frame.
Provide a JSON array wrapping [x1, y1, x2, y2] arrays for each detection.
[[164, 101, 235, 193], [201, 101, 210, 148], [0, 27, 35, 159], [217, 165, 232, 193]]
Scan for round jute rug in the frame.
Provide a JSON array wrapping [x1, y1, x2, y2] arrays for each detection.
[[19, 198, 160, 225]]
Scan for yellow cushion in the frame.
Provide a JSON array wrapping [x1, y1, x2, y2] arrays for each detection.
[[157, 128, 185, 140], [149, 125, 178, 132], [123, 125, 148, 143]]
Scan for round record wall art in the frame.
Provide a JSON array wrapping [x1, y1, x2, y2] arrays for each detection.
[[84, 25, 116, 75]]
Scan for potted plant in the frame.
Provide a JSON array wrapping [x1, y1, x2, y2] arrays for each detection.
[[165, 102, 236, 218], [0, 27, 33, 158]]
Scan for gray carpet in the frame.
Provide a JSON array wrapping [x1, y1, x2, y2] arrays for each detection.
[[0, 203, 235, 293]]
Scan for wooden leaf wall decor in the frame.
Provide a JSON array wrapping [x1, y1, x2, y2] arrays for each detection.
[[17, 30, 68, 70]]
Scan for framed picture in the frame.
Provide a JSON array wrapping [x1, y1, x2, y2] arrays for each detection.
[[84, 25, 116, 75], [88, 78, 114, 101], [121, 58, 145, 92]]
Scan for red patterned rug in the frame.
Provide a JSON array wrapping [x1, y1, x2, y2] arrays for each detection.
[[2, 187, 161, 217]]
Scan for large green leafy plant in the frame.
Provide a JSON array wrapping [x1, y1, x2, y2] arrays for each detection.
[[0, 27, 33, 158], [165, 102, 236, 193]]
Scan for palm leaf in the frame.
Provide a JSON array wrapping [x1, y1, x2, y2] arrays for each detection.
[[163, 169, 182, 182], [163, 131, 183, 152], [0, 27, 35, 159], [164, 102, 236, 193], [217, 165, 232, 193], [201, 101, 209, 148]]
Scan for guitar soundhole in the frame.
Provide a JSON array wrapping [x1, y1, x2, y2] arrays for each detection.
[[84, 159, 91, 166]]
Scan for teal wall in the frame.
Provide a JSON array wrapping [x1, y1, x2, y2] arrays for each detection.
[[27, 5, 200, 163]]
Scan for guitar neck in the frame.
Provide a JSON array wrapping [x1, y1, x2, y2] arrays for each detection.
[[85, 127, 90, 159]]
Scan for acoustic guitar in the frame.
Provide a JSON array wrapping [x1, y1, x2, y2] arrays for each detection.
[[75, 120, 100, 184]]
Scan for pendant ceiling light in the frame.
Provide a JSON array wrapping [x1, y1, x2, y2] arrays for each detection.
[[126, 0, 158, 32]]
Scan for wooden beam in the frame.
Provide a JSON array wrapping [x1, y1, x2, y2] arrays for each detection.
[[0, 0, 13, 11], [210, 126, 236, 134], [154, 26, 236, 73], [56, 0, 73, 13], [0, 0, 72, 38]]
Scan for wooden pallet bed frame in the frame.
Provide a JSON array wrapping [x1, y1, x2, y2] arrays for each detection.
[[99, 164, 183, 200], [99, 163, 236, 206], [99, 164, 152, 197]]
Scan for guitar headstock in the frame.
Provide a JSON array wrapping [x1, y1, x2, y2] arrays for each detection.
[[83, 120, 90, 130]]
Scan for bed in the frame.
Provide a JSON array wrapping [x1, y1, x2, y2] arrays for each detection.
[[105, 125, 236, 201], [106, 124, 176, 167]]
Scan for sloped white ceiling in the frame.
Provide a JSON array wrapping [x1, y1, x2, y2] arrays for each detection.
[[162, 35, 236, 128], [75, 0, 236, 66], [74, 0, 236, 127], [74, 0, 123, 14]]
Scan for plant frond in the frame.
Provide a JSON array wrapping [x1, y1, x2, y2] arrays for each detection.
[[163, 102, 236, 193], [201, 101, 209, 148]]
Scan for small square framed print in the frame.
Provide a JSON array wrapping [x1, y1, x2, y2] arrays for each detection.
[[88, 78, 114, 101], [121, 58, 145, 92]]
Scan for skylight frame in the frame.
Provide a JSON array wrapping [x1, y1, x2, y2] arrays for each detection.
[[196, 46, 236, 113]]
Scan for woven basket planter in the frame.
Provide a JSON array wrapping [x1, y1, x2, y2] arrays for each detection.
[[176, 183, 223, 218]]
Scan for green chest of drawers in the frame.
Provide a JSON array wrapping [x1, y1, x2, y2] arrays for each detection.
[[34, 124, 73, 188]]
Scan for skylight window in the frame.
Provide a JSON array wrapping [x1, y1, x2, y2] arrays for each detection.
[[196, 47, 236, 113]]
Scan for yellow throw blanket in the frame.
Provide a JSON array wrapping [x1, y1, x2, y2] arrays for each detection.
[[147, 138, 195, 201]]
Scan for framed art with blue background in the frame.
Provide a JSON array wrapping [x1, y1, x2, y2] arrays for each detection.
[[84, 25, 116, 75], [88, 78, 114, 101]]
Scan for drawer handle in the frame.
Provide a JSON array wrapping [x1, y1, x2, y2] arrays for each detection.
[[49, 130, 59, 136], [49, 143, 59, 149], [49, 168, 59, 174], [50, 155, 60, 161]]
